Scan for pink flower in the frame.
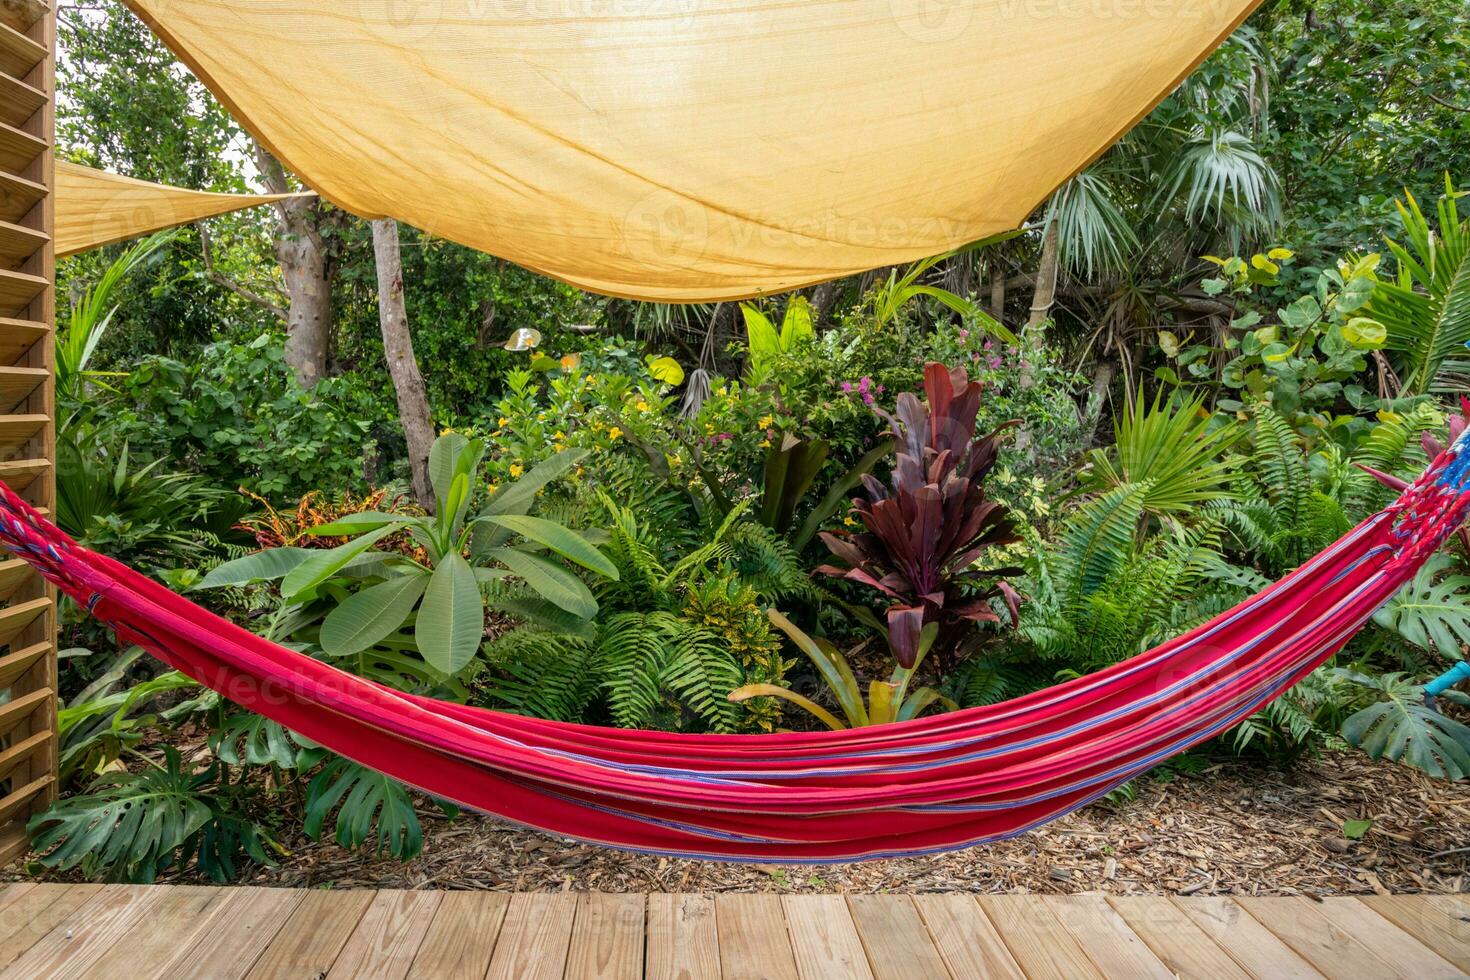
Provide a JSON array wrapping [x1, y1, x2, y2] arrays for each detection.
[[988, 356, 1003, 369], [958, 329, 970, 340], [840, 381, 853, 393]]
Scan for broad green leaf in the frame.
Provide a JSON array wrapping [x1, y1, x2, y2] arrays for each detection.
[[428, 433, 470, 502], [196, 548, 314, 590], [303, 757, 425, 860], [321, 572, 430, 658], [474, 515, 618, 579], [415, 553, 484, 675], [1342, 317, 1388, 348], [492, 548, 597, 619], [778, 297, 814, 348], [1342, 818, 1373, 840], [281, 525, 398, 601], [306, 512, 405, 536]]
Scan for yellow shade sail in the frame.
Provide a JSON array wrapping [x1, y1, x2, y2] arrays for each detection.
[[55, 161, 310, 258], [125, 0, 1257, 301]]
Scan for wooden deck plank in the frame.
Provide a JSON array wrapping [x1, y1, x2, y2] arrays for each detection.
[[245, 888, 375, 980], [715, 894, 798, 980], [1048, 894, 1173, 979], [0, 885, 1461, 980], [980, 895, 1104, 980], [1427, 894, 1470, 922], [1106, 895, 1250, 980], [0, 884, 103, 971], [847, 894, 951, 980], [1172, 896, 1324, 980], [326, 889, 441, 980], [783, 896, 873, 980], [1236, 896, 1399, 980], [409, 891, 509, 980], [1358, 895, 1470, 973], [912, 894, 1023, 980], [566, 893, 645, 980], [485, 892, 577, 980], [1311, 897, 1460, 979], [156, 887, 305, 980], [646, 893, 719, 980], [75, 885, 223, 980], [1, 883, 166, 980]]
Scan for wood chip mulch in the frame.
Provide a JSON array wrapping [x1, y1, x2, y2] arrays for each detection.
[[147, 750, 1470, 896]]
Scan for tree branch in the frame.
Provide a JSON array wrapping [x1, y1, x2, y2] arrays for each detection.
[[197, 222, 287, 320]]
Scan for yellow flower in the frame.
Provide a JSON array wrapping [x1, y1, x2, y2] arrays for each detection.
[[560, 353, 581, 372], [607, 427, 623, 441], [440, 427, 456, 436], [760, 439, 771, 448], [509, 463, 525, 478], [758, 415, 774, 428], [498, 417, 510, 427], [635, 399, 652, 413], [553, 430, 567, 442], [843, 516, 858, 527], [487, 483, 499, 495]]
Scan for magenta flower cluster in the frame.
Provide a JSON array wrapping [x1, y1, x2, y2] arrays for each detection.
[[839, 376, 885, 406]]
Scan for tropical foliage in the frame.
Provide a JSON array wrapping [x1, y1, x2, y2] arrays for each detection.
[[28, 0, 1470, 884]]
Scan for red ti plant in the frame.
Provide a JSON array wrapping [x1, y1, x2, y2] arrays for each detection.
[[817, 363, 1022, 669]]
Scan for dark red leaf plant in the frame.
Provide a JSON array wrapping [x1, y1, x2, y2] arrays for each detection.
[[817, 362, 1023, 669]]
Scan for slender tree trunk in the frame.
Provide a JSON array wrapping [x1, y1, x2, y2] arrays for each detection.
[[1024, 219, 1060, 344], [989, 259, 1007, 321], [371, 218, 436, 508], [255, 143, 332, 388]]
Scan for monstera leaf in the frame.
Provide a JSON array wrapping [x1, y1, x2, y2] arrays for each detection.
[[1372, 555, 1470, 655], [28, 747, 276, 883], [209, 712, 310, 769], [303, 755, 455, 860], [1336, 670, 1470, 780]]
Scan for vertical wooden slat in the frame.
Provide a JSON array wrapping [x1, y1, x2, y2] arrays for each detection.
[[0, 0, 54, 870]]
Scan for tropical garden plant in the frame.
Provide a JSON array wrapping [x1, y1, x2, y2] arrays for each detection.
[[817, 363, 1022, 667]]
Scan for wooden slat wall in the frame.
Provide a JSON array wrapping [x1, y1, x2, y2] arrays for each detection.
[[0, 0, 51, 867]]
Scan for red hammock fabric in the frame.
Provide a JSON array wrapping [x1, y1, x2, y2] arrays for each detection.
[[6, 432, 1470, 862]]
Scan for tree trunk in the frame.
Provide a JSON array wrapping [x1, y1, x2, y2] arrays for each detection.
[[371, 219, 436, 509], [1024, 219, 1060, 344], [989, 259, 1007, 321], [255, 143, 332, 388]]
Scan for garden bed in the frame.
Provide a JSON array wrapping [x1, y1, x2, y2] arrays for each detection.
[[23, 751, 1455, 897]]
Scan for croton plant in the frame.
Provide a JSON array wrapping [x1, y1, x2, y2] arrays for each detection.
[[818, 362, 1022, 668]]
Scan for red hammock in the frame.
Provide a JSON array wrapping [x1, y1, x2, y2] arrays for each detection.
[[6, 432, 1469, 862]]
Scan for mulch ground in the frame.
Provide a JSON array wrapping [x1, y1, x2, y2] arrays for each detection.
[[143, 750, 1470, 896]]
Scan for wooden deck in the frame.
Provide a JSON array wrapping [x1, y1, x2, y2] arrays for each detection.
[[0, 885, 1465, 979]]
